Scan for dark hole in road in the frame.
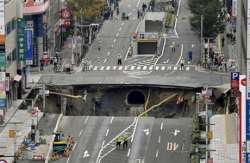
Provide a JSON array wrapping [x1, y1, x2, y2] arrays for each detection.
[[127, 90, 145, 105]]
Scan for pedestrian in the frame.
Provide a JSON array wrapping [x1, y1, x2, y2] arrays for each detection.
[[221, 37, 225, 47], [117, 55, 122, 65], [180, 58, 185, 70], [116, 7, 119, 15], [40, 59, 44, 71], [137, 10, 140, 19], [122, 134, 129, 149], [110, 10, 113, 19], [116, 136, 121, 149]]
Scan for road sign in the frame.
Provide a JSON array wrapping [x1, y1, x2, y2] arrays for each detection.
[[231, 72, 240, 94], [8, 129, 16, 138]]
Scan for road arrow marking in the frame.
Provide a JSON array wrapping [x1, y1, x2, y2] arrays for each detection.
[[143, 128, 150, 136]]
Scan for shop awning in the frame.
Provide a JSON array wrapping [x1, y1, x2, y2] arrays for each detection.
[[14, 75, 22, 82]]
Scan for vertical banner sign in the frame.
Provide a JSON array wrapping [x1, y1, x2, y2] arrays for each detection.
[[17, 18, 25, 61], [232, 0, 237, 17], [0, 72, 6, 108], [246, 1, 250, 162], [231, 72, 240, 93], [25, 30, 33, 65]]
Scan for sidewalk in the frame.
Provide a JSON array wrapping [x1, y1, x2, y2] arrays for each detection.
[[0, 110, 43, 163]]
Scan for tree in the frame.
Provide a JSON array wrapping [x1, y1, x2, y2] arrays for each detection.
[[66, 0, 107, 22], [189, 0, 226, 37]]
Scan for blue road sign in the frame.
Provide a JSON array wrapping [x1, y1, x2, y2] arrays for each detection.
[[231, 72, 240, 80]]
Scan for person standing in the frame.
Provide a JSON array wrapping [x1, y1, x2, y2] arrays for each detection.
[[180, 58, 185, 70], [117, 55, 122, 65], [122, 134, 129, 149], [116, 136, 122, 149]]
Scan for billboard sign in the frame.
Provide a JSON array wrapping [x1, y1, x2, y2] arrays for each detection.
[[232, 0, 237, 17], [25, 30, 33, 65], [231, 72, 240, 94], [17, 18, 25, 61], [0, 0, 4, 35]]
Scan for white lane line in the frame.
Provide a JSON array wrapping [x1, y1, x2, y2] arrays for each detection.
[[116, 32, 119, 37], [127, 148, 131, 157], [174, 66, 178, 70], [186, 66, 190, 71], [158, 136, 161, 143], [131, 118, 139, 142], [73, 142, 77, 151], [155, 38, 167, 65], [111, 44, 114, 48], [106, 66, 111, 70], [79, 129, 83, 137], [160, 122, 163, 131], [156, 149, 159, 158], [119, 27, 122, 31], [176, 44, 184, 65], [107, 51, 110, 56], [174, 0, 181, 38], [113, 39, 116, 43], [66, 157, 70, 163], [110, 116, 114, 124], [136, 0, 142, 7], [84, 116, 89, 124], [105, 129, 109, 136], [102, 140, 105, 148], [103, 58, 107, 63]]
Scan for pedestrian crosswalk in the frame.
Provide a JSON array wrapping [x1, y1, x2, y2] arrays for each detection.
[[125, 55, 157, 67], [87, 64, 194, 72]]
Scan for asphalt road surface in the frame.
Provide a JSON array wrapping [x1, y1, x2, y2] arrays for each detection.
[[52, 116, 192, 163]]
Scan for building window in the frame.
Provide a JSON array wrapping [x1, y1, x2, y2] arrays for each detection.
[[12, 48, 16, 61]]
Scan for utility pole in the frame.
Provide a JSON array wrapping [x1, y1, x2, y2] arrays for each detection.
[[200, 15, 203, 64], [80, 8, 84, 58]]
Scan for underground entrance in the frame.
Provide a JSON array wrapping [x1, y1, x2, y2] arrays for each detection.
[[127, 90, 145, 105]]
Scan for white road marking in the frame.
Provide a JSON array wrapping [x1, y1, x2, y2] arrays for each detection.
[[102, 140, 105, 148], [156, 149, 159, 158], [174, 66, 178, 70], [119, 27, 122, 31], [84, 116, 89, 124], [79, 129, 83, 137], [113, 66, 117, 70], [111, 44, 114, 48], [137, 66, 141, 70], [186, 66, 190, 71], [83, 150, 90, 158], [167, 66, 172, 70], [124, 66, 129, 70], [116, 32, 119, 37], [107, 51, 110, 56], [167, 142, 179, 151], [110, 117, 114, 124], [158, 136, 161, 143], [72, 142, 77, 151], [66, 157, 70, 163], [149, 66, 153, 70], [113, 39, 116, 43], [155, 38, 167, 65], [131, 66, 135, 70], [127, 148, 131, 157], [143, 66, 147, 70], [155, 66, 159, 70], [118, 66, 123, 70], [161, 66, 165, 70], [103, 58, 107, 63], [100, 66, 105, 70], [176, 44, 184, 65], [160, 122, 163, 130], [174, 0, 182, 38], [131, 118, 139, 142], [136, 0, 142, 7], [93, 66, 98, 70], [105, 129, 109, 136], [106, 66, 111, 70]]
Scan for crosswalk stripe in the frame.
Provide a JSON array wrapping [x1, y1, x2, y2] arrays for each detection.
[[106, 66, 111, 70], [131, 66, 135, 70], [167, 66, 171, 70], [155, 66, 159, 70], [124, 66, 129, 70], [93, 66, 98, 70], [100, 66, 105, 70], [113, 66, 117, 70], [118, 66, 123, 70], [185, 66, 190, 71], [149, 66, 153, 70], [143, 66, 147, 70], [137, 66, 141, 70], [173, 66, 178, 70], [161, 66, 165, 70]]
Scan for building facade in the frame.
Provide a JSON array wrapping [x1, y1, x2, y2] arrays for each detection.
[[5, 0, 24, 109], [236, 0, 247, 74]]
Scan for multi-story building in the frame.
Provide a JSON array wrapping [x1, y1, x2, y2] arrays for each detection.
[[5, 0, 24, 109], [236, 0, 247, 74], [23, 0, 63, 69]]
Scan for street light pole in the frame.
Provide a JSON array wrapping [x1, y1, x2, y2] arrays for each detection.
[[200, 15, 203, 64]]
